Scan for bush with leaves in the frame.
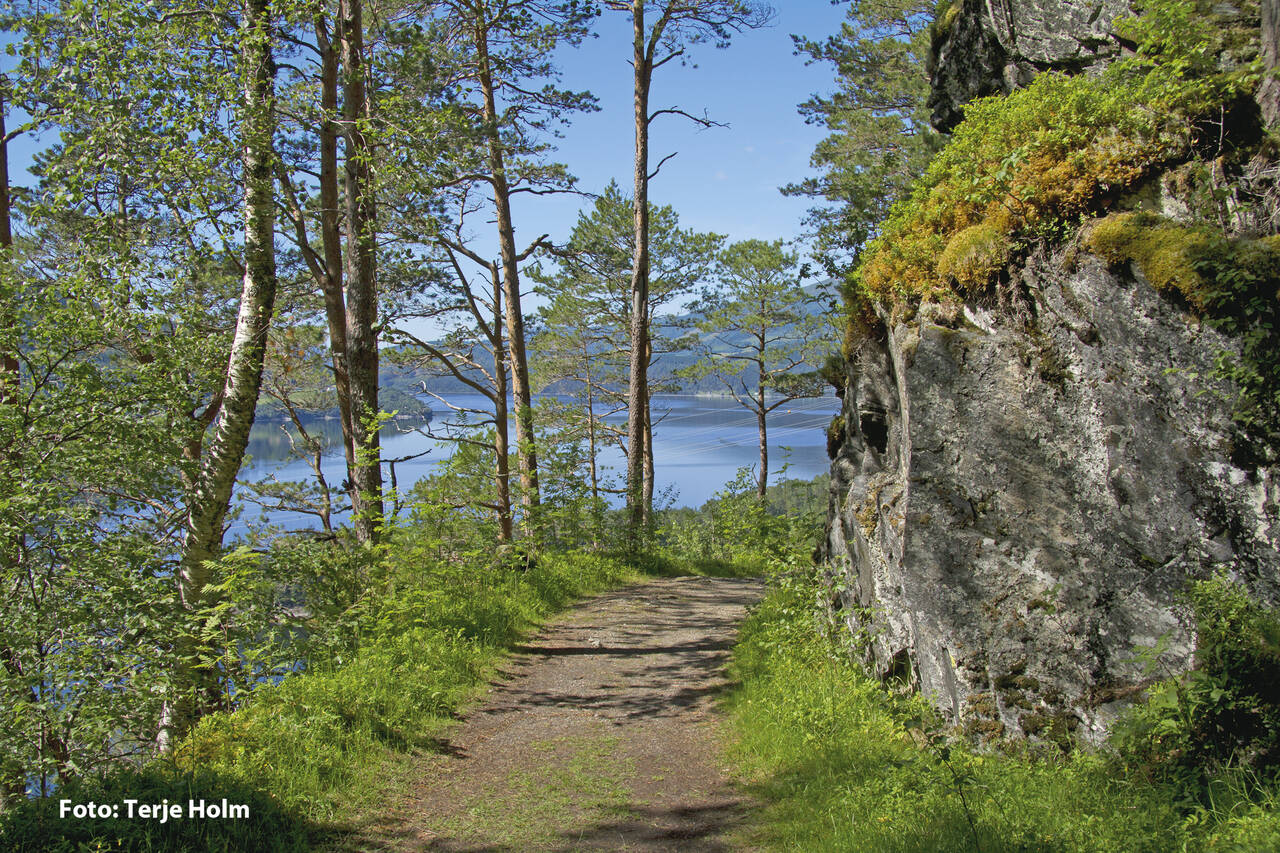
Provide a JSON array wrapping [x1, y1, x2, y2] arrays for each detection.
[[1114, 576, 1280, 792]]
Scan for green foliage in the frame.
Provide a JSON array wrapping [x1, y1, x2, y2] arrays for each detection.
[[680, 239, 836, 494], [684, 239, 833, 392], [727, 566, 1280, 852], [149, 549, 630, 822], [786, 0, 942, 277], [1114, 576, 1280, 789], [530, 179, 724, 398], [655, 469, 822, 573], [855, 0, 1265, 305], [0, 215, 235, 797], [1086, 213, 1280, 460]]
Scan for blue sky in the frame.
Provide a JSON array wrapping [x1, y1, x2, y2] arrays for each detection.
[[510, 2, 849, 253], [3, 2, 850, 262]]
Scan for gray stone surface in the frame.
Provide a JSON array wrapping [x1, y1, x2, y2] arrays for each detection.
[[930, 0, 1133, 130], [823, 250, 1280, 743]]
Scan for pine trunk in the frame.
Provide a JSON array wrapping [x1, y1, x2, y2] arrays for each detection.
[[340, 0, 383, 543], [626, 0, 651, 539], [756, 386, 768, 500], [316, 13, 357, 490], [475, 11, 540, 518], [493, 269, 514, 542]]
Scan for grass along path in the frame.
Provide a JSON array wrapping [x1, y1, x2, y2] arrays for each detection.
[[334, 575, 764, 852]]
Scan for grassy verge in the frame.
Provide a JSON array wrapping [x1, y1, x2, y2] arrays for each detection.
[[0, 548, 640, 852], [725, 564, 1280, 852]]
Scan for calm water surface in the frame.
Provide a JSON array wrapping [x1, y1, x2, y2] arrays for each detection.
[[235, 393, 840, 535]]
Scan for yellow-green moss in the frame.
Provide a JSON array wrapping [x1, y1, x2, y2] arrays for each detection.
[[1084, 212, 1219, 307], [852, 0, 1263, 311], [826, 415, 847, 458], [1084, 212, 1280, 311], [937, 222, 1011, 290], [929, 0, 962, 53]]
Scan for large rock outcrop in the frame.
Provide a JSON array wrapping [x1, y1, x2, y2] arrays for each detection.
[[825, 0, 1280, 744], [824, 248, 1280, 743]]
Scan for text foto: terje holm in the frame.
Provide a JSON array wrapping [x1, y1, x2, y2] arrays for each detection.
[[60, 798, 250, 822]]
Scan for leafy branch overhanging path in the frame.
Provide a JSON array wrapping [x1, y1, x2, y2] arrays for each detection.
[[341, 575, 764, 852]]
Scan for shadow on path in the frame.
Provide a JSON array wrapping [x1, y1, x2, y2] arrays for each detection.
[[332, 575, 764, 852]]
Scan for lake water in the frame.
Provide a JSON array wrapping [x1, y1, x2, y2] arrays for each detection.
[[235, 393, 840, 534]]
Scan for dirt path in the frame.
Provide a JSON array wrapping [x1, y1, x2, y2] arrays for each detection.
[[347, 575, 763, 852]]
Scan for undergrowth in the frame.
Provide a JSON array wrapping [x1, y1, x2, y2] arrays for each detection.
[[727, 565, 1280, 852], [0, 545, 638, 852], [0, 468, 817, 851]]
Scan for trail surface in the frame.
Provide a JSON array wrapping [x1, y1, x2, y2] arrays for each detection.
[[347, 575, 763, 852]]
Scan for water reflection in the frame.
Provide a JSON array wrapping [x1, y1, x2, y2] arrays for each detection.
[[237, 393, 840, 532]]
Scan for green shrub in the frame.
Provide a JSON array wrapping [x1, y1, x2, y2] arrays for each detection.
[[163, 548, 638, 822], [1115, 577, 1280, 789], [0, 544, 639, 850], [655, 469, 820, 574], [727, 565, 1280, 851]]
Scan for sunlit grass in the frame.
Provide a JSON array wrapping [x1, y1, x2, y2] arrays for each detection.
[[725, 565, 1280, 852]]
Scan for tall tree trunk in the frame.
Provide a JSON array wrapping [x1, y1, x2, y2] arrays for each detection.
[[164, 0, 278, 748], [315, 12, 357, 490], [339, 0, 383, 543], [626, 0, 651, 540], [1263, 0, 1279, 127], [492, 269, 514, 542], [583, 340, 599, 505], [642, 397, 654, 519], [0, 93, 16, 408], [474, 8, 540, 518], [756, 379, 768, 500]]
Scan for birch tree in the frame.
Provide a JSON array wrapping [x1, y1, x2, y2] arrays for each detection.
[[168, 0, 281, 745]]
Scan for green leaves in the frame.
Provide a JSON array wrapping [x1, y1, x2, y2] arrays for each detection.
[[786, 0, 942, 276]]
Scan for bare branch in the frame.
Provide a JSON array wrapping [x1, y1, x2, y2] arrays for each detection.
[[648, 151, 678, 181]]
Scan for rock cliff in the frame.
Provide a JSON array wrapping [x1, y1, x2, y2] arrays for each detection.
[[825, 0, 1280, 744], [929, 0, 1133, 130]]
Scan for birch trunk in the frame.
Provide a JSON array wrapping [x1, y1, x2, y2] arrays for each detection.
[[165, 0, 278, 747]]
